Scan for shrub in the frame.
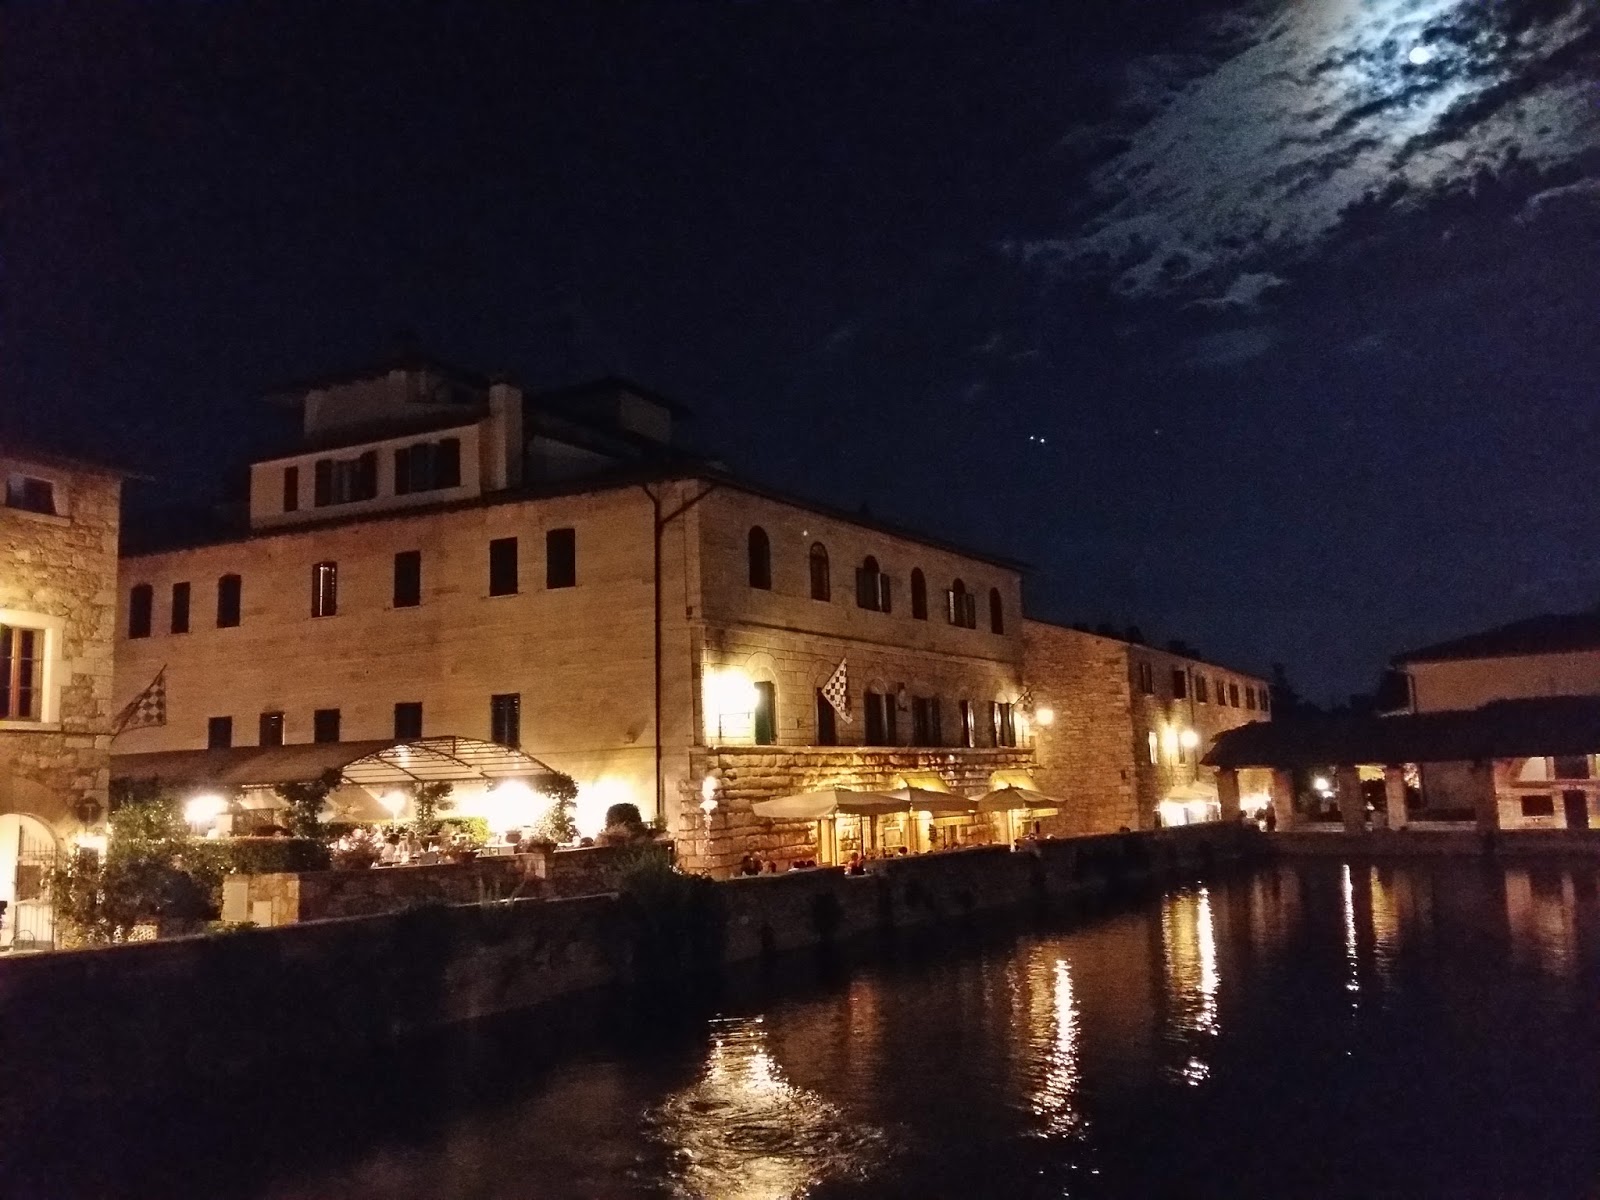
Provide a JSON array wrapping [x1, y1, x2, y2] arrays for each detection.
[[411, 781, 455, 837], [437, 816, 489, 846], [330, 828, 383, 870], [600, 801, 651, 846], [616, 849, 724, 984], [273, 769, 343, 839]]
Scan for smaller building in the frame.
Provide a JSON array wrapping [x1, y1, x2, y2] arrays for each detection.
[[1023, 621, 1271, 834], [1395, 611, 1600, 714], [0, 437, 126, 948], [1206, 695, 1600, 833]]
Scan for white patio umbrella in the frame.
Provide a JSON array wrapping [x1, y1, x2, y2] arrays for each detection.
[[974, 786, 1064, 813], [751, 787, 907, 860]]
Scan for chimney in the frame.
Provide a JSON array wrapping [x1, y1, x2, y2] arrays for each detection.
[[485, 380, 524, 491]]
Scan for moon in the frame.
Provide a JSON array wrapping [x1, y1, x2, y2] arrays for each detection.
[[1408, 45, 1436, 65]]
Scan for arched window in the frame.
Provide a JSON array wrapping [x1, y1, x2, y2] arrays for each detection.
[[946, 579, 975, 628], [855, 555, 890, 612], [910, 568, 927, 620], [127, 584, 153, 639], [747, 526, 772, 589], [989, 587, 1004, 634], [808, 542, 830, 601]]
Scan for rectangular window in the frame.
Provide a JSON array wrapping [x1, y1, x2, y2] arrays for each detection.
[[1172, 668, 1188, 700], [436, 437, 461, 488], [815, 688, 838, 746], [545, 527, 577, 589], [864, 691, 887, 746], [959, 699, 975, 748], [1229, 682, 1240, 707], [393, 550, 422, 608], [912, 697, 942, 747], [1521, 793, 1555, 818], [259, 711, 284, 746], [490, 692, 521, 747], [311, 562, 338, 618], [1259, 690, 1270, 713], [489, 537, 519, 596], [1196, 675, 1209, 704], [992, 701, 1016, 748], [282, 465, 300, 513], [315, 454, 377, 506], [170, 582, 191, 634], [393, 701, 423, 740], [1148, 730, 1159, 764], [207, 716, 233, 749], [128, 585, 153, 639], [393, 446, 415, 496], [395, 438, 464, 495], [1552, 755, 1592, 781], [217, 574, 242, 628], [5, 474, 56, 515], [0, 624, 43, 721], [313, 459, 333, 507], [753, 681, 776, 746], [313, 708, 341, 744], [1137, 661, 1154, 695]]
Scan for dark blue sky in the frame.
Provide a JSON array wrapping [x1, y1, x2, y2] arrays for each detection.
[[5, 1, 1598, 700]]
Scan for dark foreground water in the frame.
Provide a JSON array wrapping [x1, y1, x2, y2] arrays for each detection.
[[18, 860, 1600, 1199]]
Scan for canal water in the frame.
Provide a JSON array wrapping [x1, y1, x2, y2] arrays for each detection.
[[21, 860, 1600, 1198]]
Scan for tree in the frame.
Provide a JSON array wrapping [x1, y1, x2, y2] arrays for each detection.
[[274, 769, 343, 839], [1269, 662, 1319, 718], [411, 781, 455, 837], [533, 772, 579, 843]]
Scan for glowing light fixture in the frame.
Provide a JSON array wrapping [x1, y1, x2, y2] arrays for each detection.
[[184, 792, 226, 828], [379, 791, 407, 819], [1035, 707, 1055, 727], [1313, 775, 1333, 793], [1179, 728, 1200, 750]]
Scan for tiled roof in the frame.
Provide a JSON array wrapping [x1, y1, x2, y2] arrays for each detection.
[[1204, 694, 1600, 769], [1394, 611, 1600, 664]]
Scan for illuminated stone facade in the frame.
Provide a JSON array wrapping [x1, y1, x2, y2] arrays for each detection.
[[114, 361, 1032, 873], [1023, 621, 1270, 833]]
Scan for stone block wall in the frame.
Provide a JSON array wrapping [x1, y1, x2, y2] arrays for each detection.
[[678, 744, 1036, 876], [0, 458, 122, 836], [221, 853, 551, 925]]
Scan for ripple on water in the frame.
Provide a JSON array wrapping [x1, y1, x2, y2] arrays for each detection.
[[644, 1016, 892, 1199]]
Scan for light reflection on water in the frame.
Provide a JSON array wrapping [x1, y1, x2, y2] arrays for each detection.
[[646, 1016, 888, 1200], [171, 859, 1600, 1200]]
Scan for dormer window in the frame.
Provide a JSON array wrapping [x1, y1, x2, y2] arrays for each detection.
[[394, 437, 462, 495], [313, 452, 378, 507], [4, 474, 56, 516]]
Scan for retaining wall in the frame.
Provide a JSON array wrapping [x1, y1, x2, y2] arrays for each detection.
[[0, 823, 1257, 1123]]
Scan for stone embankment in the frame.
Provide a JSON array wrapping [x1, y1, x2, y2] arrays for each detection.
[[1273, 826, 1600, 858], [0, 823, 1257, 1123]]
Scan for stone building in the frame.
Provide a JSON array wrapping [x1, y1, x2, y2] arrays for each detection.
[[1022, 621, 1271, 833], [1, 438, 125, 948], [113, 355, 1036, 874]]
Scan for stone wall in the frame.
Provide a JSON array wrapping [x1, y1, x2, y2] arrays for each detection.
[[680, 744, 1036, 876], [221, 853, 551, 925], [1024, 620, 1271, 835], [0, 822, 1260, 1121], [0, 456, 122, 837]]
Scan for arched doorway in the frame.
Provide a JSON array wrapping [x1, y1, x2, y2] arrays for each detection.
[[0, 814, 59, 951]]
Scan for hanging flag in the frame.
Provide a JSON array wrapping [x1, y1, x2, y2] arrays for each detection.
[[821, 657, 851, 723], [1016, 684, 1035, 713], [112, 667, 167, 736]]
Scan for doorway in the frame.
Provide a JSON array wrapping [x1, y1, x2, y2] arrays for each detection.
[[1562, 790, 1590, 830], [0, 813, 59, 951]]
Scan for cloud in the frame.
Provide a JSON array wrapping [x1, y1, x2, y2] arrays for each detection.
[[1053, 0, 1600, 298], [1180, 325, 1279, 368]]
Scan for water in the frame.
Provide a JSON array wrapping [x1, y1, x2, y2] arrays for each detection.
[[24, 860, 1600, 1198]]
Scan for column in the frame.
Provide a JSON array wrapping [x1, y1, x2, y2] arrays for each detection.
[[1216, 769, 1242, 822], [1270, 769, 1297, 831], [1337, 765, 1366, 834], [1471, 761, 1501, 834], [1383, 766, 1408, 831]]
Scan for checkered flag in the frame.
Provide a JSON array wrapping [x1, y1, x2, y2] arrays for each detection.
[[821, 657, 851, 724], [112, 667, 167, 737], [1017, 685, 1035, 714]]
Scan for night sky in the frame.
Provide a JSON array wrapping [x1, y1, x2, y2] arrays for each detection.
[[6, 1, 1598, 701]]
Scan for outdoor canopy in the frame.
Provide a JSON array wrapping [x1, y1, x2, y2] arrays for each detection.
[[974, 785, 1064, 813], [887, 785, 978, 816], [750, 788, 908, 821]]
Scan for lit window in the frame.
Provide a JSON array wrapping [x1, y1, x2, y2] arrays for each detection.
[[311, 562, 338, 618], [1148, 730, 1159, 763], [0, 623, 44, 721]]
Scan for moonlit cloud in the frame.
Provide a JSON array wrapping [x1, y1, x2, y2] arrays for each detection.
[[1052, 0, 1600, 298]]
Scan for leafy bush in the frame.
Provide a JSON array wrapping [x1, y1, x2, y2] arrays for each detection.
[[411, 781, 455, 837], [273, 769, 343, 839], [600, 801, 650, 846], [330, 828, 383, 870], [437, 816, 489, 846]]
